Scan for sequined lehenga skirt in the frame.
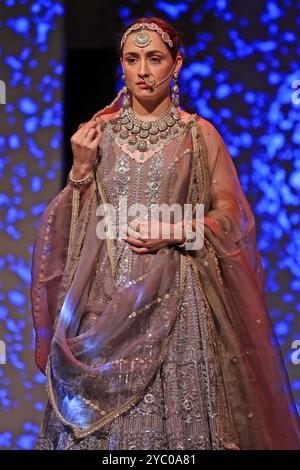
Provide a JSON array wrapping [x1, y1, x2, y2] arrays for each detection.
[[35, 261, 237, 450]]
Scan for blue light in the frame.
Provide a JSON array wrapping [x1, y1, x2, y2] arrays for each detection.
[[46, 170, 56, 179], [6, 207, 26, 223], [7, 291, 26, 307], [275, 321, 290, 336], [0, 306, 9, 320], [33, 373, 46, 384], [268, 72, 281, 85], [215, 84, 231, 99], [155, 1, 188, 19], [194, 98, 213, 119], [24, 116, 39, 133], [291, 380, 300, 391], [30, 3, 41, 14], [36, 22, 50, 44], [223, 12, 233, 22], [292, 128, 300, 145], [23, 422, 40, 433], [192, 13, 202, 24], [5, 55, 22, 70], [289, 171, 300, 190], [13, 163, 27, 178], [8, 134, 21, 150], [227, 145, 239, 157], [219, 46, 234, 60], [240, 132, 253, 148], [34, 402, 44, 411], [0, 432, 12, 448], [240, 18, 249, 27], [19, 97, 38, 115], [255, 40, 277, 52], [282, 31, 296, 42], [7, 319, 20, 333], [31, 202, 47, 216], [244, 91, 256, 103], [11, 17, 30, 34], [10, 353, 26, 370], [5, 104, 14, 112], [54, 64, 63, 75], [264, 2, 284, 20], [256, 62, 267, 72], [29, 58, 38, 68], [54, 3, 64, 15], [30, 176, 43, 192], [15, 435, 36, 450], [26, 138, 45, 159], [119, 6, 131, 18], [220, 108, 232, 118], [182, 63, 212, 80]]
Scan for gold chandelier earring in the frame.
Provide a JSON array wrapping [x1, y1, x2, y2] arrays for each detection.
[[171, 72, 180, 108], [121, 73, 130, 109]]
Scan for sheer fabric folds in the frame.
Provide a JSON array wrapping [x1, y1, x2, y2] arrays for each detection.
[[31, 106, 300, 449]]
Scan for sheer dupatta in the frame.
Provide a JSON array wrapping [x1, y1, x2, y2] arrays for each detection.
[[31, 103, 300, 447], [188, 117, 300, 449]]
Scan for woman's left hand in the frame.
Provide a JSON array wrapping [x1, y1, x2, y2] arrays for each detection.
[[121, 219, 183, 254]]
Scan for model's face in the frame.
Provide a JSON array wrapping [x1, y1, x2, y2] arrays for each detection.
[[121, 30, 182, 102]]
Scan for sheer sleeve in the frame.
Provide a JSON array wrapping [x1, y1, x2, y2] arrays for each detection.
[[188, 117, 300, 449], [195, 118, 265, 295], [31, 117, 105, 374], [31, 183, 73, 374]]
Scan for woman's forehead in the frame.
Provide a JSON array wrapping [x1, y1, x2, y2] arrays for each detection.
[[122, 30, 169, 54]]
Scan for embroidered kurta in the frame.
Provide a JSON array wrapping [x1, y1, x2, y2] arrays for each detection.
[[31, 109, 300, 450]]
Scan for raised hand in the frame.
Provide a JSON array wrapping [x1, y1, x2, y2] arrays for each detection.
[[70, 120, 102, 178]]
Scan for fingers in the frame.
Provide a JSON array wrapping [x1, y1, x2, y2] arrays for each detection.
[[125, 237, 144, 247], [82, 127, 98, 144], [129, 245, 150, 254], [71, 121, 102, 151], [126, 225, 141, 240], [80, 121, 98, 141], [75, 120, 98, 141], [87, 131, 102, 152]]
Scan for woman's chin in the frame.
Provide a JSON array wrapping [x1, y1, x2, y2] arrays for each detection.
[[132, 90, 163, 102]]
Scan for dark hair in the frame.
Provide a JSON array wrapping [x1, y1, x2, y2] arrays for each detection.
[[118, 16, 184, 61]]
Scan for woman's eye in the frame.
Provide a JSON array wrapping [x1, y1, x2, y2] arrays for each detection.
[[126, 57, 161, 64]]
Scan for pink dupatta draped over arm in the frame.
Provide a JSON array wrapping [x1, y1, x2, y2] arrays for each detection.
[[189, 117, 300, 449]]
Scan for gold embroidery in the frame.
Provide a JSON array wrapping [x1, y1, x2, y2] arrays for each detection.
[[33, 189, 67, 366], [95, 170, 117, 279], [67, 186, 80, 261]]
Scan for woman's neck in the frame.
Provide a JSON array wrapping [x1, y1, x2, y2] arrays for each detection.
[[131, 94, 172, 121]]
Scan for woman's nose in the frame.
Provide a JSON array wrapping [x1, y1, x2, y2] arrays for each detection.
[[138, 59, 150, 76]]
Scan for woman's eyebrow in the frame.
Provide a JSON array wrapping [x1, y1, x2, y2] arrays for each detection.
[[124, 50, 164, 57]]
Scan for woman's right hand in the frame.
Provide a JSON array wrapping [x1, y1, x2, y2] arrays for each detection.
[[70, 120, 102, 178]]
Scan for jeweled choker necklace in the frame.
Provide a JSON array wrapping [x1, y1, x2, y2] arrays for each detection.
[[109, 104, 186, 159]]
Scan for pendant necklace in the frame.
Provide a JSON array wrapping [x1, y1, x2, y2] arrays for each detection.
[[109, 103, 186, 162]]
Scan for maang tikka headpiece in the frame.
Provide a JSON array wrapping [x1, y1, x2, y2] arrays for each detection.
[[121, 22, 174, 49]]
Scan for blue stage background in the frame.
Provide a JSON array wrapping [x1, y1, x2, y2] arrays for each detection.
[[0, 0, 299, 449]]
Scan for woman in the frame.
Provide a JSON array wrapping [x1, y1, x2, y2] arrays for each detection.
[[31, 17, 300, 450]]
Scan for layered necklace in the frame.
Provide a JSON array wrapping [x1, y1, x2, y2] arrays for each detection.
[[109, 103, 186, 161]]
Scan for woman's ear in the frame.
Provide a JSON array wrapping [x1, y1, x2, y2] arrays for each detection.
[[120, 57, 125, 76], [174, 52, 183, 75]]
